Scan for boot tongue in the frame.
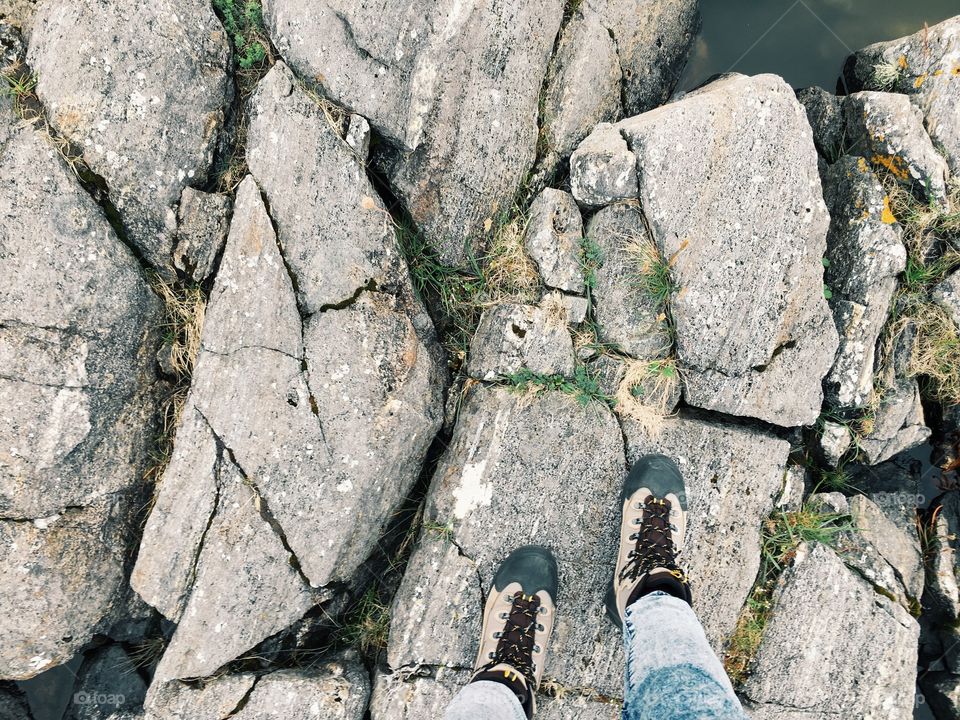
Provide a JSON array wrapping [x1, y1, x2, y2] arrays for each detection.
[[626, 567, 688, 606]]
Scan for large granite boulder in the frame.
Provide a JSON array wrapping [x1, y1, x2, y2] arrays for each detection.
[[844, 15, 960, 176], [0, 94, 160, 678], [574, 73, 838, 426], [263, 0, 564, 266], [821, 156, 906, 409], [537, 0, 700, 178], [28, 0, 231, 274], [741, 543, 919, 718]]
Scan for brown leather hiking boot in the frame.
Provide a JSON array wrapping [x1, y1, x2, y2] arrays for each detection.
[[470, 545, 558, 718], [606, 454, 691, 628]]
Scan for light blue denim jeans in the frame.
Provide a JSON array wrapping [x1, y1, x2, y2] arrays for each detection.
[[444, 592, 747, 719]]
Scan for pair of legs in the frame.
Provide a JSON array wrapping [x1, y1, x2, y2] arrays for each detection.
[[443, 455, 747, 719]]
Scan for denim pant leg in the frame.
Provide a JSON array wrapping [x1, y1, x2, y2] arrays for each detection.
[[444, 680, 527, 720], [622, 592, 748, 720]]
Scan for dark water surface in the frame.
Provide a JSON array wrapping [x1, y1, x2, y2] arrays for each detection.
[[681, 0, 959, 93]]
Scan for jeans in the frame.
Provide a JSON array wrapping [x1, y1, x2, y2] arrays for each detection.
[[444, 592, 748, 719]]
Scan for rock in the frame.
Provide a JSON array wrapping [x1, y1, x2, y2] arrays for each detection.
[[741, 543, 919, 718], [0, 2, 35, 31], [144, 673, 256, 720], [384, 385, 627, 700], [620, 414, 789, 649], [933, 270, 960, 329], [466, 302, 575, 381], [557, 293, 589, 325], [775, 464, 806, 512], [172, 189, 231, 283], [134, 176, 444, 680], [921, 671, 960, 720], [28, 0, 230, 273], [585, 202, 671, 358], [524, 189, 585, 294], [345, 114, 371, 158], [925, 491, 960, 624], [570, 124, 638, 209], [843, 91, 949, 206], [820, 420, 852, 466], [843, 16, 960, 175], [849, 455, 925, 532], [66, 645, 146, 720], [807, 491, 850, 515], [0, 681, 31, 720], [264, 0, 564, 266], [795, 86, 845, 159], [537, 0, 699, 177], [821, 157, 905, 408], [859, 378, 931, 464], [0, 19, 25, 67], [612, 73, 839, 427], [1, 92, 160, 678], [247, 62, 405, 314]]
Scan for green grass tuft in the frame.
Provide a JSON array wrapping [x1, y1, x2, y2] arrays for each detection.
[[503, 366, 612, 408], [213, 0, 269, 70]]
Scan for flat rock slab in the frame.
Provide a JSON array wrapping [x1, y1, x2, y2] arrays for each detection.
[[524, 188, 585, 294], [28, 0, 230, 273], [264, 0, 564, 266], [0, 95, 159, 678], [593, 73, 839, 427], [844, 16, 960, 176], [742, 543, 919, 718]]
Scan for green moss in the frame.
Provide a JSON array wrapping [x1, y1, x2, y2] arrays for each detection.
[[213, 0, 269, 70]]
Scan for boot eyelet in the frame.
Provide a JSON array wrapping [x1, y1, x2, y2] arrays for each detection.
[[538, 606, 547, 615], [536, 623, 544, 631], [493, 631, 501, 639], [499, 612, 508, 619], [534, 645, 541, 652]]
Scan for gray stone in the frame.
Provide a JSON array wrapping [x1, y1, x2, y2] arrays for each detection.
[[144, 673, 256, 720], [557, 293, 589, 325], [247, 62, 405, 314], [0, 19, 24, 68], [232, 659, 370, 720], [345, 114, 371, 158], [0, 92, 159, 679], [775, 464, 807, 512], [0, 681, 31, 720], [66, 645, 146, 720], [620, 414, 790, 649], [859, 378, 931, 464], [172, 188, 231, 282], [524, 189, 585, 294], [843, 91, 950, 206], [570, 123, 638, 209], [385, 385, 627, 698], [264, 0, 564, 266], [616, 73, 839, 427], [741, 543, 919, 718], [466, 302, 575, 381], [585, 202, 671, 359], [795, 86, 845, 159], [0, 2, 35, 31], [807, 491, 850, 515], [822, 156, 906, 409], [820, 420, 852, 466], [920, 671, 960, 720], [843, 16, 960, 175], [28, 0, 230, 274], [537, 0, 699, 178], [933, 270, 960, 329], [925, 491, 960, 624]]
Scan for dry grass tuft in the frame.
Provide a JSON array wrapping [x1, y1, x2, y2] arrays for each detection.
[[614, 358, 679, 435], [151, 276, 206, 378]]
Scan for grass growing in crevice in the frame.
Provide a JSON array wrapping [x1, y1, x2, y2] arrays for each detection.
[[614, 358, 679, 434], [503, 366, 611, 408], [626, 235, 679, 308], [213, 0, 270, 69], [724, 506, 854, 685], [339, 586, 392, 656]]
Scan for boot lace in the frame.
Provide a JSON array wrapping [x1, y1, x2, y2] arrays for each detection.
[[619, 495, 687, 585], [478, 591, 543, 688]]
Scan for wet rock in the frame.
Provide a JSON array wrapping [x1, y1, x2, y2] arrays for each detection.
[[28, 0, 230, 274], [1, 94, 160, 678], [537, 0, 699, 177], [620, 414, 790, 649], [858, 378, 931, 464], [172, 189, 231, 283], [570, 124, 638, 209], [265, 0, 564, 266], [844, 91, 949, 206], [820, 420, 852, 466], [933, 270, 960, 329], [843, 16, 960, 175], [66, 645, 146, 720], [741, 543, 919, 718], [524, 189, 585, 294], [614, 73, 838, 427], [247, 62, 405, 314], [384, 385, 627, 699], [586, 202, 671, 358], [795, 86, 845, 159], [466, 302, 575, 381], [821, 156, 906, 409]]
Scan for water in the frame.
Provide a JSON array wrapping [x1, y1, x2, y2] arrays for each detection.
[[681, 0, 959, 93]]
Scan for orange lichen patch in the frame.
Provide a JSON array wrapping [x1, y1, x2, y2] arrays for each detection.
[[953, 65, 960, 77], [857, 157, 870, 173], [898, 55, 908, 70], [914, 73, 928, 88], [871, 154, 910, 181], [933, 69, 944, 77], [881, 196, 897, 225]]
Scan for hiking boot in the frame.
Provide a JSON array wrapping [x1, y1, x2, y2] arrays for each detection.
[[606, 454, 691, 628], [470, 545, 559, 718]]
